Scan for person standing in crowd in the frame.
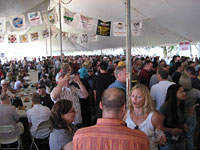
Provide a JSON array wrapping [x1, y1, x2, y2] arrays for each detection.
[[138, 60, 153, 87], [36, 61, 42, 81], [108, 65, 126, 93], [150, 67, 174, 110], [49, 100, 77, 150], [92, 61, 115, 120], [51, 70, 88, 125], [179, 73, 200, 150], [73, 88, 150, 150], [184, 66, 200, 90], [159, 84, 187, 150], [125, 84, 166, 150], [54, 57, 61, 74]]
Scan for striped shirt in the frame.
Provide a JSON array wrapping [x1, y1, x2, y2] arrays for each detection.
[[51, 85, 84, 125], [73, 118, 150, 150]]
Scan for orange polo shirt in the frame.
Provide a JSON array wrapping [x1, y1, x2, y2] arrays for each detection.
[[73, 118, 150, 150]]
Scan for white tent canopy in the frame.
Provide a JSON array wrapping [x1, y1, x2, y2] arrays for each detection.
[[0, 0, 200, 54]]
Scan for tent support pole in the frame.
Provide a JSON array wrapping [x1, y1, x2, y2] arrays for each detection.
[[46, 36, 48, 56], [125, 0, 132, 104], [59, 0, 63, 55], [50, 26, 52, 56]]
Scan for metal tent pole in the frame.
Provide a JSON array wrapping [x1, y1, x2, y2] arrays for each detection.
[[59, 0, 63, 55], [49, 26, 52, 56], [125, 0, 132, 103]]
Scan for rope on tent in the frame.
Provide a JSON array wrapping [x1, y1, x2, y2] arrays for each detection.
[[61, 0, 72, 5]]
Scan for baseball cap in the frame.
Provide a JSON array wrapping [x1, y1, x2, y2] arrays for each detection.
[[1, 79, 7, 86], [55, 72, 67, 82], [118, 61, 126, 66]]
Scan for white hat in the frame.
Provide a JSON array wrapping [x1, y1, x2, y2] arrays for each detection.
[[1, 79, 7, 85]]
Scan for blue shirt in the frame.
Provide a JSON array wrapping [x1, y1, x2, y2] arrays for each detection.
[[108, 80, 126, 93]]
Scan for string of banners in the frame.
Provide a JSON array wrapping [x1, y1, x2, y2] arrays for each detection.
[[0, 6, 143, 44]]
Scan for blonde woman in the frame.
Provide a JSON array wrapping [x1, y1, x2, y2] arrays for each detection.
[[124, 84, 166, 150]]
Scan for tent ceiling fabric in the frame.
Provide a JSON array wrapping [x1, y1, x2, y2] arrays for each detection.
[[51, 0, 200, 50], [0, 0, 200, 52], [0, 0, 46, 17]]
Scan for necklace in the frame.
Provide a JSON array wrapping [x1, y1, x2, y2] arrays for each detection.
[[133, 111, 144, 116]]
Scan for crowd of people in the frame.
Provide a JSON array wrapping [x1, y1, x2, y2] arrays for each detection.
[[0, 54, 200, 150]]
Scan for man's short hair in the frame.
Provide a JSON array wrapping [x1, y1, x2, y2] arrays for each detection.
[[142, 60, 152, 68], [114, 65, 126, 78], [101, 88, 125, 112], [1, 93, 8, 102], [31, 93, 41, 104], [158, 67, 168, 79], [99, 61, 108, 71], [186, 66, 196, 75]]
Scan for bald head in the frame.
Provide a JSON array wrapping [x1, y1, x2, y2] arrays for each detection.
[[101, 88, 126, 113]]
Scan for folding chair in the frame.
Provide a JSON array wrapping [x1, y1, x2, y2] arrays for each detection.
[[0, 125, 23, 150], [29, 120, 50, 150]]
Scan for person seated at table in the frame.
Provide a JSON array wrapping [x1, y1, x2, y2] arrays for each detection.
[[14, 75, 24, 90], [49, 99, 77, 150], [27, 93, 51, 139], [0, 93, 24, 139], [0, 79, 15, 99], [38, 84, 54, 110]]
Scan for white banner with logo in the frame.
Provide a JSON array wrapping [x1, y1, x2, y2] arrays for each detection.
[[28, 11, 43, 26]]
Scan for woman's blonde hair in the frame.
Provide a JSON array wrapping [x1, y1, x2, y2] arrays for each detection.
[[179, 73, 192, 91], [128, 84, 155, 114]]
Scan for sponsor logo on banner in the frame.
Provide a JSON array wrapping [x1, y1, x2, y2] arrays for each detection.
[[28, 11, 43, 26], [8, 34, 17, 43], [76, 14, 97, 33], [113, 22, 126, 36], [179, 42, 190, 51], [0, 17, 6, 34], [96, 20, 111, 36], [0, 34, 5, 43], [63, 8, 76, 25], [20, 34, 29, 43], [31, 32, 39, 41], [9, 15, 26, 31], [69, 33, 78, 43], [43, 8, 58, 25], [132, 21, 143, 36], [42, 29, 49, 38]]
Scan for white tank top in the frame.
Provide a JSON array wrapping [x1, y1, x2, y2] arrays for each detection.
[[126, 110, 158, 150]]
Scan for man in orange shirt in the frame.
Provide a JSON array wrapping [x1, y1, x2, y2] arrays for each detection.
[[72, 88, 150, 150]]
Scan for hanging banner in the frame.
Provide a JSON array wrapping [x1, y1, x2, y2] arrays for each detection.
[[96, 20, 111, 36], [179, 42, 190, 51], [113, 22, 126, 36], [20, 34, 29, 43], [8, 34, 17, 43], [42, 29, 49, 38], [27, 11, 43, 26], [76, 14, 97, 33], [132, 21, 143, 36], [8, 15, 26, 31], [30, 32, 39, 41], [63, 8, 76, 26], [0, 17, 6, 34], [43, 8, 58, 25], [69, 33, 78, 43], [0, 34, 5, 43], [55, 32, 68, 41], [77, 34, 98, 44]]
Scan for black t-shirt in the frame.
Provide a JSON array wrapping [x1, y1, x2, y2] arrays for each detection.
[[40, 94, 54, 110], [92, 73, 115, 103]]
